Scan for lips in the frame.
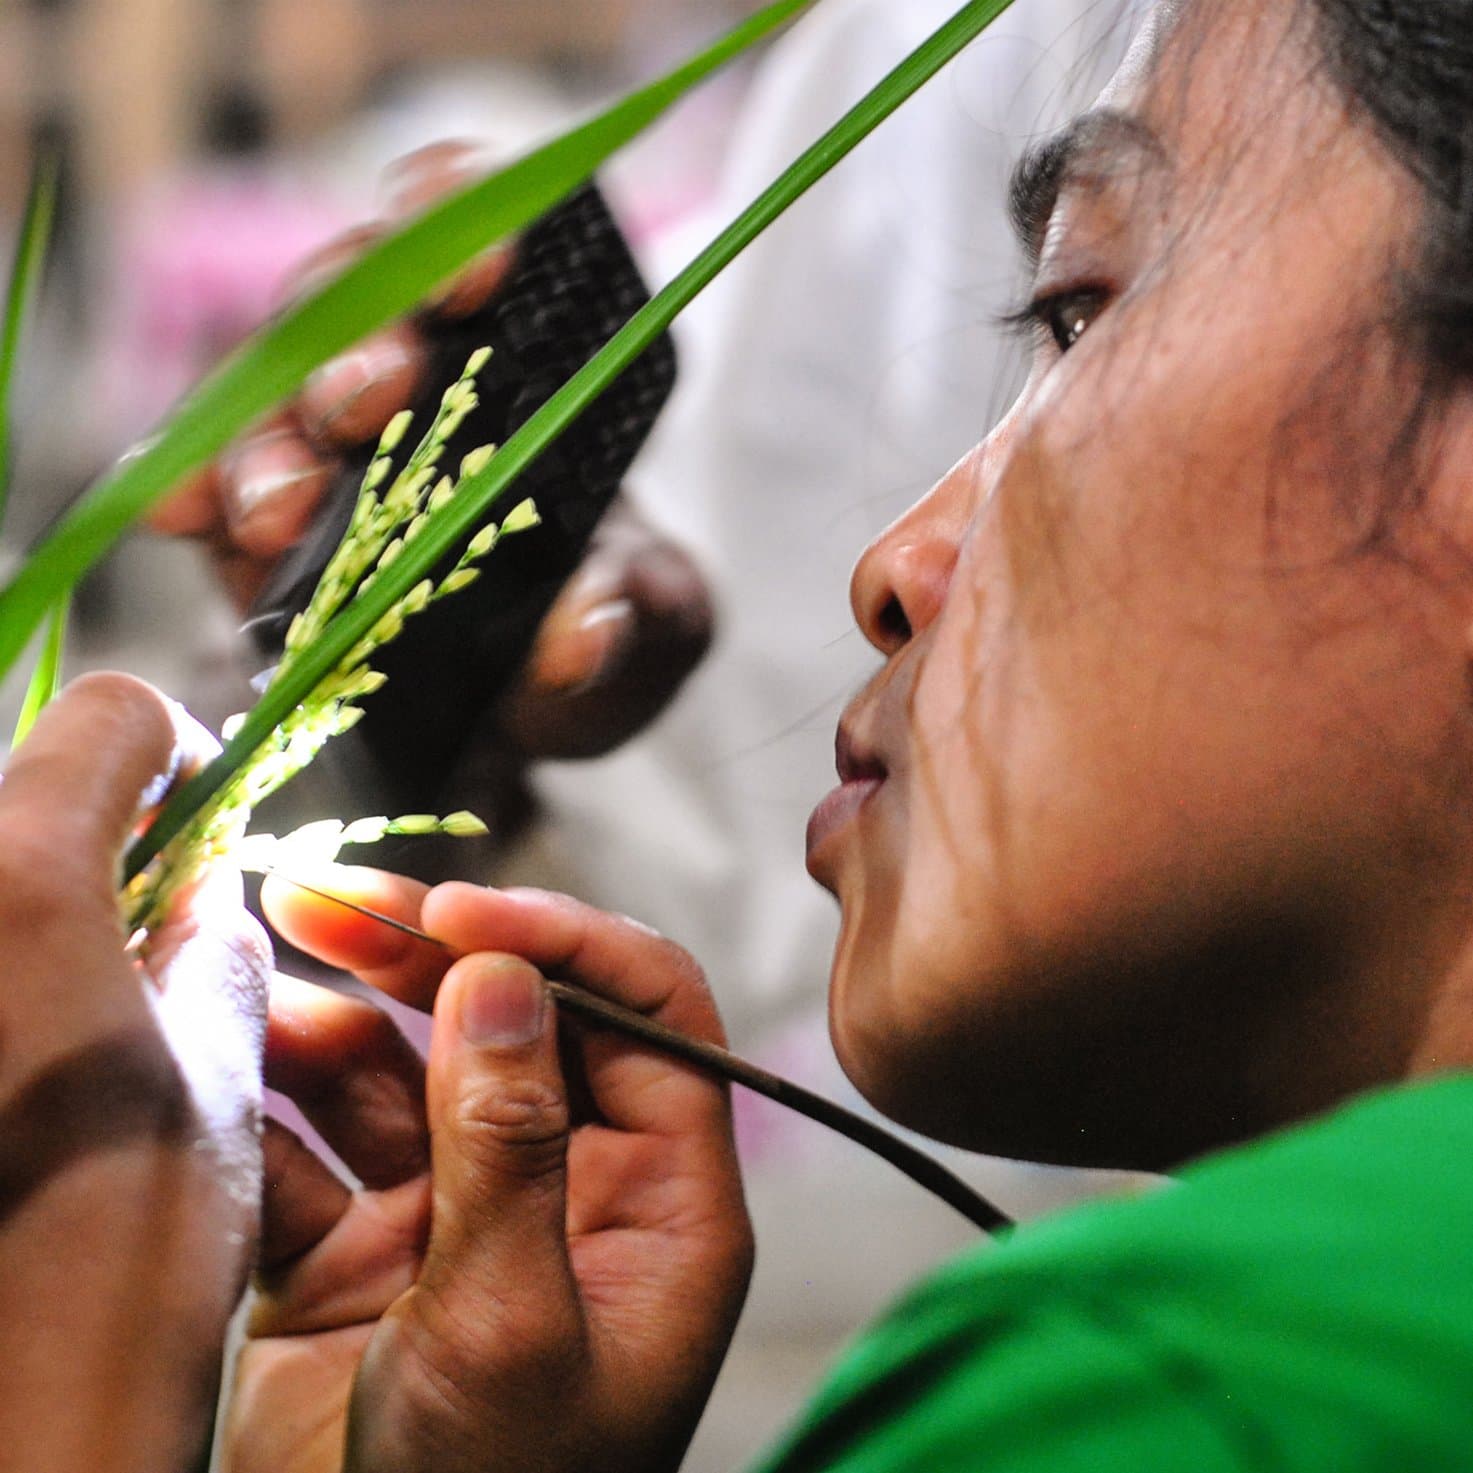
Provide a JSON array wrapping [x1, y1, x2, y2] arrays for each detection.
[[806, 724, 888, 873]]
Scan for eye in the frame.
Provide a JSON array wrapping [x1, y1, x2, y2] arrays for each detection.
[[1034, 288, 1108, 354]]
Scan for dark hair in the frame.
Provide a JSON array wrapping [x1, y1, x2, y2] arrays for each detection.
[[1310, 2, 1473, 378]]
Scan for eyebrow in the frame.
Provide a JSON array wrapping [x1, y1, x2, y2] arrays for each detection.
[[1007, 108, 1170, 266]]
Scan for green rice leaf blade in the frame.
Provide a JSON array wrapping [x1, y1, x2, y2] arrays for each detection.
[[124, 0, 1017, 883], [11, 593, 68, 749], [0, 156, 57, 528], [0, 0, 817, 680]]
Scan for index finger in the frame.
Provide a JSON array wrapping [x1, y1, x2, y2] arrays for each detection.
[[263, 872, 733, 1135], [264, 871, 724, 1039], [424, 884, 725, 1047], [259, 863, 445, 1001]]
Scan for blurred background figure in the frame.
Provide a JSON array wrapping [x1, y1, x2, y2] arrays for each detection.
[[0, 1, 1145, 1467], [0, 0, 748, 714]]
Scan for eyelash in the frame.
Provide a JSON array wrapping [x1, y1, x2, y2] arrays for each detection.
[[1002, 286, 1110, 356]]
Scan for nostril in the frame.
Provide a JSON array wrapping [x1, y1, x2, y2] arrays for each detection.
[[877, 595, 911, 646]]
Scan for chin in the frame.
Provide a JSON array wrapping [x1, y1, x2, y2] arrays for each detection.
[[828, 948, 1280, 1174], [835, 1027, 1195, 1170]]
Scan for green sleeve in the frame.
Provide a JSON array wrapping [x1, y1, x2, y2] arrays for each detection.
[[751, 1074, 1473, 1473]]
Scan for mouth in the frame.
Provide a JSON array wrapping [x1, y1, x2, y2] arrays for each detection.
[[806, 724, 888, 875]]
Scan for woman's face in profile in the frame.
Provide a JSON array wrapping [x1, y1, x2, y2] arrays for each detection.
[[809, 0, 1473, 1168]]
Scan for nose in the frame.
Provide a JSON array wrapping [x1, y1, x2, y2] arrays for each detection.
[[850, 462, 973, 656]]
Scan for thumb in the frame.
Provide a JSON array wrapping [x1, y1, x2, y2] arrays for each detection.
[[0, 673, 179, 883], [416, 953, 584, 1356]]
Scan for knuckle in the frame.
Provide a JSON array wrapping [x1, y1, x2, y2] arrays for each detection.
[[337, 1064, 425, 1161], [453, 1075, 569, 1174], [146, 466, 219, 536]]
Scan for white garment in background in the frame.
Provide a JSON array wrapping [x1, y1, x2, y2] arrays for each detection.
[[534, 0, 1142, 1082], [517, 11, 1153, 1467]]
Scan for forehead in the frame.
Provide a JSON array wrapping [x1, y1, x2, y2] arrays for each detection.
[[1009, 0, 1371, 262], [1009, 109, 1170, 264]]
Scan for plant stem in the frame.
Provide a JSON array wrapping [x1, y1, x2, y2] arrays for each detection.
[[0, 0, 816, 680], [124, 0, 1019, 882], [0, 155, 56, 531], [265, 867, 1013, 1235], [11, 593, 67, 746]]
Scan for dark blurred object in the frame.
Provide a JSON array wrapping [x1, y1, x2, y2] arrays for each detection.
[[246, 182, 676, 809], [201, 84, 271, 157]]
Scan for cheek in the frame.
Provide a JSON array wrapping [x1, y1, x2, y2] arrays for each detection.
[[826, 404, 1370, 1114], [946, 349, 1461, 983], [827, 572, 1020, 1085]]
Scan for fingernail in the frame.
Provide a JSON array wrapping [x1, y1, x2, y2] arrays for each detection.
[[379, 140, 496, 218], [561, 599, 635, 694], [459, 956, 548, 1049], [585, 595, 636, 656], [135, 699, 219, 821], [231, 464, 322, 523], [164, 697, 222, 774], [224, 430, 326, 523], [303, 335, 418, 440], [135, 745, 182, 822]]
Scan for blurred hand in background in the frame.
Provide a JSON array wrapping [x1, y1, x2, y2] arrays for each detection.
[[149, 141, 714, 769]]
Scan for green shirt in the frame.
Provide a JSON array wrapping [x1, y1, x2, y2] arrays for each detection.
[[753, 1076, 1473, 1472]]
